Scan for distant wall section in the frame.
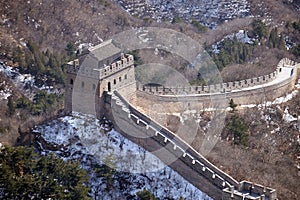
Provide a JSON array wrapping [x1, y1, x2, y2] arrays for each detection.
[[136, 58, 299, 106]]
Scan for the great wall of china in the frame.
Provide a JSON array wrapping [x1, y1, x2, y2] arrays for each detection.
[[66, 39, 300, 200], [107, 58, 298, 200], [106, 90, 277, 200], [136, 58, 300, 105]]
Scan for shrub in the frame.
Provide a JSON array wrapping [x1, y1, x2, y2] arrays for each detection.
[[191, 20, 208, 33], [227, 114, 249, 146]]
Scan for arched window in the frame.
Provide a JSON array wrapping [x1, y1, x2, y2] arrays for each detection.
[[114, 79, 116, 85], [119, 77, 122, 82], [70, 79, 74, 85], [124, 74, 127, 80]]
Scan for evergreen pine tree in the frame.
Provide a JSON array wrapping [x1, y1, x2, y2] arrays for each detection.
[[0, 145, 90, 199], [229, 99, 237, 112], [7, 96, 15, 116]]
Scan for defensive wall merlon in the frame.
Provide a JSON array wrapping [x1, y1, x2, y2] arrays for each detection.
[[66, 53, 134, 79], [109, 91, 277, 200], [137, 58, 299, 96]]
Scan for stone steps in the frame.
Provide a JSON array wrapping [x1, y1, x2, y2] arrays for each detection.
[[112, 93, 130, 113]]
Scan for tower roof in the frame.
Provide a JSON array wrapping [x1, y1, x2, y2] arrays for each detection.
[[88, 39, 121, 61]]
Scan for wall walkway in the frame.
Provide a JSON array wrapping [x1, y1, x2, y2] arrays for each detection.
[[105, 91, 277, 200]]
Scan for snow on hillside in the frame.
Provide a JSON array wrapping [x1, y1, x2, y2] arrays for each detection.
[[33, 112, 212, 200], [114, 0, 251, 27], [240, 89, 299, 109], [0, 80, 12, 100], [283, 107, 297, 123], [0, 60, 60, 100], [211, 29, 254, 53]]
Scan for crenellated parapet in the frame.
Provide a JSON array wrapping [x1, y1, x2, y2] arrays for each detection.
[[66, 54, 134, 79], [278, 57, 297, 67], [223, 181, 277, 200], [137, 69, 278, 95], [137, 58, 299, 105], [66, 59, 80, 74], [99, 54, 134, 79]]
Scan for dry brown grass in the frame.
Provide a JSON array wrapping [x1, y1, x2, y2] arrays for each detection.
[[198, 99, 300, 200]]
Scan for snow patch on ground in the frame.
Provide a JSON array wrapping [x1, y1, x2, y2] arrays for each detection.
[[0, 80, 12, 100], [283, 107, 297, 123], [211, 30, 254, 53], [33, 112, 212, 200], [241, 89, 299, 109], [0, 61, 59, 99], [75, 43, 94, 54]]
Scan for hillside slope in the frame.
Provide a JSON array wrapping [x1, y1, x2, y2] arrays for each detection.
[[0, 0, 136, 51]]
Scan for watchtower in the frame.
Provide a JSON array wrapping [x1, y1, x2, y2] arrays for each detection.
[[65, 39, 136, 118]]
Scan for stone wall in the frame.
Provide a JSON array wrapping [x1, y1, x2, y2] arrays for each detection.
[[136, 58, 299, 106], [65, 53, 136, 117], [97, 54, 136, 106], [98, 54, 134, 79], [137, 70, 278, 95], [105, 91, 277, 200], [65, 56, 298, 200]]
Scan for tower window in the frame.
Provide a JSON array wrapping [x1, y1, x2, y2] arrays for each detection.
[[124, 74, 127, 80], [70, 79, 74, 85], [119, 77, 122, 82], [81, 81, 84, 88], [114, 79, 116, 85], [108, 82, 111, 92], [92, 84, 96, 90]]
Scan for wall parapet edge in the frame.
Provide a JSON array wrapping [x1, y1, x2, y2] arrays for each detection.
[[109, 91, 277, 200], [137, 58, 298, 97]]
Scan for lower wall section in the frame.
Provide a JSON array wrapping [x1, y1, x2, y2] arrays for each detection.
[[104, 92, 277, 200], [104, 95, 224, 199]]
